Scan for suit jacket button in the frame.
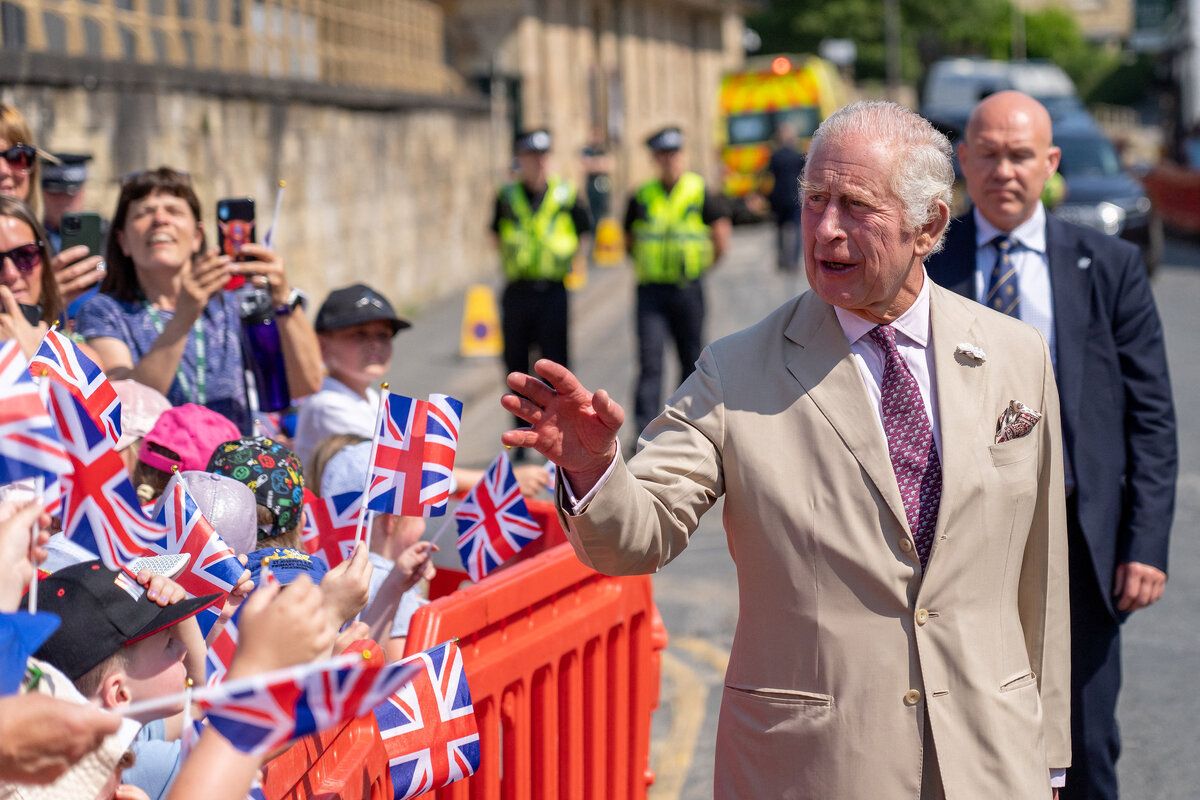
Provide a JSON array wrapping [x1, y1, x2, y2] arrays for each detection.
[[916, 609, 930, 626], [904, 689, 922, 706], [899, 539, 914, 553]]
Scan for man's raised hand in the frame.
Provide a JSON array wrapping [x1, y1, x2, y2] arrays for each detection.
[[501, 359, 623, 493]]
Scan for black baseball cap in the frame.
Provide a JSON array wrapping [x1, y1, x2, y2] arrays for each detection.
[[314, 283, 410, 335], [31, 561, 221, 681]]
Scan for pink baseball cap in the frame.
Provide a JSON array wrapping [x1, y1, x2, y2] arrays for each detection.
[[113, 379, 172, 451], [138, 403, 241, 474]]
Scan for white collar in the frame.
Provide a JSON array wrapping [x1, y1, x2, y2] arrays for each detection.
[[974, 202, 1047, 254], [322, 375, 376, 402], [833, 270, 931, 349]]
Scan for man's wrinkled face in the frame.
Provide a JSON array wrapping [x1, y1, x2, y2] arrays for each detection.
[[958, 92, 1060, 232], [801, 135, 941, 323]]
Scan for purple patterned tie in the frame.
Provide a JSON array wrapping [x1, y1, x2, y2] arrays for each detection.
[[868, 325, 942, 569]]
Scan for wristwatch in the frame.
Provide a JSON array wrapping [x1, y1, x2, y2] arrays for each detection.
[[274, 287, 306, 317]]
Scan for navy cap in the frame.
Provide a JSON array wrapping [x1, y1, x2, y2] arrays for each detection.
[[646, 127, 684, 152], [41, 152, 92, 193], [514, 128, 552, 154], [314, 283, 410, 335]]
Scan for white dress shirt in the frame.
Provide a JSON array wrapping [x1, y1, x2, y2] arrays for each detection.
[[974, 203, 1056, 362]]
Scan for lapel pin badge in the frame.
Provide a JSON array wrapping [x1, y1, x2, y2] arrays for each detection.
[[1076, 256, 1092, 270], [955, 342, 987, 363]]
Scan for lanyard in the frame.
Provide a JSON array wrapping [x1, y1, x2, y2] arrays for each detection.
[[144, 302, 207, 406]]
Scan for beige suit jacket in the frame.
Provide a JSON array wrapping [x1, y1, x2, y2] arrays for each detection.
[[559, 283, 1070, 799]]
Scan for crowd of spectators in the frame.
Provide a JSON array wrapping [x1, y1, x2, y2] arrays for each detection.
[[0, 100, 551, 800]]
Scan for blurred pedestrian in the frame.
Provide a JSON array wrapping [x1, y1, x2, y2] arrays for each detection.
[[76, 167, 322, 433], [0, 196, 62, 355], [764, 122, 805, 272], [928, 90, 1177, 800], [492, 129, 592, 458], [507, 100, 1070, 799], [624, 126, 731, 435]]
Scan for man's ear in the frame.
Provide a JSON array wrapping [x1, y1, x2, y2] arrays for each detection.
[[98, 668, 132, 711], [914, 200, 951, 258], [1046, 145, 1062, 180]]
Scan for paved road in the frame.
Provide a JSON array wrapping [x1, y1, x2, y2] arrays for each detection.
[[388, 225, 1200, 799]]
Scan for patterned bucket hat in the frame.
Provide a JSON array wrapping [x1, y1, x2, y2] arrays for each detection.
[[206, 436, 305, 539]]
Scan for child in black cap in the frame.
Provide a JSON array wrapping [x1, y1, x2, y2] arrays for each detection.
[[292, 283, 410, 468]]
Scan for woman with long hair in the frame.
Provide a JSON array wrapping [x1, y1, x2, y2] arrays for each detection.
[[0, 196, 63, 355], [76, 167, 322, 433]]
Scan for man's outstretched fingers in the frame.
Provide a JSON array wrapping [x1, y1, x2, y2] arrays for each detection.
[[533, 359, 585, 398], [500, 428, 540, 449], [500, 394, 543, 425], [592, 389, 625, 431], [506, 372, 557, 406]]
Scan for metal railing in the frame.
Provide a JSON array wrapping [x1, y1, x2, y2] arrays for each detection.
[[0, 0, 457, 93]]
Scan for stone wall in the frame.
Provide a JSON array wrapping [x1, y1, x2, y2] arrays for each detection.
[[2, 60, 501, 313]]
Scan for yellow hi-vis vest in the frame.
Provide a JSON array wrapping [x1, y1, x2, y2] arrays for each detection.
[[631, 171, 713, 284], [498, 178, 580, 282]]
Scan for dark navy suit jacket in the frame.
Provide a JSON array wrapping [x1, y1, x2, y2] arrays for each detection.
[[927, 212, 1177, 619]]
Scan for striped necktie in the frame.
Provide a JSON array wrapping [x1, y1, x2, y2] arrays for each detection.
[[986, 235, 1020, 317]]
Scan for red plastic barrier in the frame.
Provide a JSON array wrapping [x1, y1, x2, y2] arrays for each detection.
[[427, 497, 567, 600], [405, 538, 668, 799], [262, 641, 393, 800], [1143, 163, 1200, 233]]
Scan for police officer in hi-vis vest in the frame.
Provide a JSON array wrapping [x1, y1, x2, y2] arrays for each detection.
[[491, 128, 592, 452], [625, 126, 731, 433]]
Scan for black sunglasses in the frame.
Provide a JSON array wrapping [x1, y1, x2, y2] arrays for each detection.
[[0, 144, 37, 173], [0, 242, 44, 274]]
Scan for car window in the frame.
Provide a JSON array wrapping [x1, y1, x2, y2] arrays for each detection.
[[1056, 135, 1123, 178]]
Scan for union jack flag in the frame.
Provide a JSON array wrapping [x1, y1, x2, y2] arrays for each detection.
[[366, 392, 462, 518], [301, 489, 364, 569], [150, 474, 245, 601], [455, 452, 542, 582], [205, 607, 241, 687], [200, 651, 422, 756], [0, 340, 69, 488], [30, 329, 122, 446], [375, 640, 480, 799], [46, 381, 165, 571]]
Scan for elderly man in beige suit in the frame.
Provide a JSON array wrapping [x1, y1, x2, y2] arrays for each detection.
[[502, 101, 1071, 799]]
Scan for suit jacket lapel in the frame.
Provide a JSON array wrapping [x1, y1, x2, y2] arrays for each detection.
[[1045, 216, 1090, 439], [784, 294, 911, 536], [928, 284, 987, 565]]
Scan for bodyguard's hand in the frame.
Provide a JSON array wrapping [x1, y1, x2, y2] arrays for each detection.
[[1113, 561, 1167, 613], [501, 359, 623, 494], [0, 693, 121, 784], [50, 246, 105, 306]]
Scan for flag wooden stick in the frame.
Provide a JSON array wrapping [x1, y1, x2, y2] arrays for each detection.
[[425, 512, 456, 550], [263, 180, 286, 249], [354, 384, 389, 545], [27, 475, 44, 613]]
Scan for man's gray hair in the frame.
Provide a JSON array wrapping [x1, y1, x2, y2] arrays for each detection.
[[805, 101, 954, 251]]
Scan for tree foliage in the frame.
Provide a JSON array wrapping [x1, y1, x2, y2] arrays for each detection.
[[748, 0, 1120, 96]]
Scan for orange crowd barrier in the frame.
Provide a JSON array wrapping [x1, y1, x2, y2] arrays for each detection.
[[259, 498, 666, 800], [405, 536, 668, 799]]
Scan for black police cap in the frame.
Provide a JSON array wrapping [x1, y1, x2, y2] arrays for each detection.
[[646, 127, 684, 152], [514, 128, 553, 154], [41, 152, 92, 192]]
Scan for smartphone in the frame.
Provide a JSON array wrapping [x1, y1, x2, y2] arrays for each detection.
[[216, 197, 255, 290], [18, 303, 41, 326], [60, 211, 104, 256]]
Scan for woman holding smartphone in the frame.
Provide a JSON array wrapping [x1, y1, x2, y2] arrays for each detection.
[[76, 167, 321, 433], [0, 196, 64, 356], [0, 103, 106, 311]]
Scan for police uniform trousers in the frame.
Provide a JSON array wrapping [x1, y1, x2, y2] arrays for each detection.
[[634, 280, 704, 433], [503, 279, 570, 428], [1063, 495, 1123, 800]]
